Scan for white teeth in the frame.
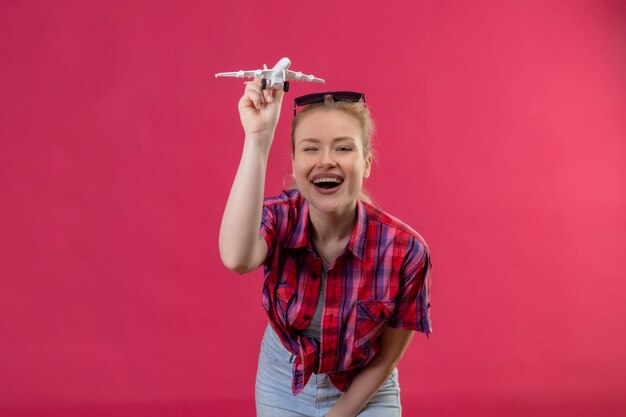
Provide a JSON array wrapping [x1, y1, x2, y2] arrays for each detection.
[[313, 177, 342, 184]]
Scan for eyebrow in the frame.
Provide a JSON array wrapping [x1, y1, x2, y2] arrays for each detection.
[[298, 137, 356, 145]]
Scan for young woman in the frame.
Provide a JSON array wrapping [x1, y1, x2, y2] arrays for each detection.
[[219, 78, 432, 417]]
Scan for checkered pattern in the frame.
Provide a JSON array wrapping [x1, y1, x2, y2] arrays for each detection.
[[259, 189, 432, 395]]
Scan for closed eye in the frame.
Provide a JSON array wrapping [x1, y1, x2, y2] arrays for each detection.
[[337, 146, 352, 152]]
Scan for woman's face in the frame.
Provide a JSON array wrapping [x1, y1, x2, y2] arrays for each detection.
[[292, 109, 372, 215]]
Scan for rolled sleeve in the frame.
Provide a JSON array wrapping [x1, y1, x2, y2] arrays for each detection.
[[259, 201, 277, 264], [389, 249, 432, 336]]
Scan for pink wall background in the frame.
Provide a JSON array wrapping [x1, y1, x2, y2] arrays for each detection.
[[1, 1, 625, 416]]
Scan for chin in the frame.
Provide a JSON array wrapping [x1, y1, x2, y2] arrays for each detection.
[[307, 190, 358, 213]]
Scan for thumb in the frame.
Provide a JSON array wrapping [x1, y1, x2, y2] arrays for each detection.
[[270, 87, 285, 104]]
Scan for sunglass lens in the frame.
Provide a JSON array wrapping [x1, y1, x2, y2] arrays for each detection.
[[332, 92, 363, 102], [294, 91, 365, 114], [294, 93, 325, 106]]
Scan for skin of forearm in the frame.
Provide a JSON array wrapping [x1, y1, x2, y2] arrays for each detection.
[[325, 356, 396, 417], [218, 136, 271, 272], [326, 328, 414, 417]]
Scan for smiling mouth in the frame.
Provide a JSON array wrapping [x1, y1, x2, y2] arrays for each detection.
[[312, 178, 343, 189]]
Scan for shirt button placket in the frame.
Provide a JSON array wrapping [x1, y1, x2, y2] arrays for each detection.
[[318, 259, 327, 374]]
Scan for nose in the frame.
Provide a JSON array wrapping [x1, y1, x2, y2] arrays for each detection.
[[316, 148, 337, 168]]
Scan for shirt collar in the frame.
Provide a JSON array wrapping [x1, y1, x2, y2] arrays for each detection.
[[286, 196, 367, 261]]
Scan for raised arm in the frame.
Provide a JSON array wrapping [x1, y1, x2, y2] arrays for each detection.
[[219, 79, 284, 274]]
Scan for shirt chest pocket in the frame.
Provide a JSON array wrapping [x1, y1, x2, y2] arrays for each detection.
[[354, 299, 395, 348]]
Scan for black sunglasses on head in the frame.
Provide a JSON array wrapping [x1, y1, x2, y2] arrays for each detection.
[[293, 91, 366, 116]]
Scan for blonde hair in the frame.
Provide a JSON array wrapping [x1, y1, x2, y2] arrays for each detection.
[[289, 96, 376, 204]]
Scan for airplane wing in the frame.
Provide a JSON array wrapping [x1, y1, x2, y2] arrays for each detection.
[[215, 69, 274, 78], [285, 70, 325, 84]]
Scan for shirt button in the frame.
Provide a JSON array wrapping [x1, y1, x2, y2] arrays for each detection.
[[311, 274, 318, 280], [304, 314, 311, 320], [379, 312, 386, 319]]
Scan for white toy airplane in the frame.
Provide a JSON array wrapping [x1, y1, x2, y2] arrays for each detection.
[[215, 57, 325, 92]]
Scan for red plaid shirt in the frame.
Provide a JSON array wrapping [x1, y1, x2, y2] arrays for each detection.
[[259, 189, 432, 395]]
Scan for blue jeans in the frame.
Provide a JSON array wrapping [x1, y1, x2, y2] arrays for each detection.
[[255, 325, 402, 417]]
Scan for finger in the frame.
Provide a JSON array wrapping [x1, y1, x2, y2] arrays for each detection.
[[244, 77, 271, 109], [245, 78, 262, 94], [265, 85, 286, 104], [247, 76, 272, 103], [247, 79, 268, 102], [272, 87, 285, 104], [247, 89, 265, 110], [252, 77, 272, 103], [239, 90, 260, 111], [250, 77, 265, 93]]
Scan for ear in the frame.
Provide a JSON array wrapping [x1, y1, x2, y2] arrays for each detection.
[[363, 154, 372, 179]]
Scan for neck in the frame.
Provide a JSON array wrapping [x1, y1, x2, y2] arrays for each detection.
[[308, 200, 358, 245]]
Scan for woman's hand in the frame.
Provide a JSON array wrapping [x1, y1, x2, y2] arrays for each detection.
[[238, 77, 285, 147], [324, 327, 415, 417]]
